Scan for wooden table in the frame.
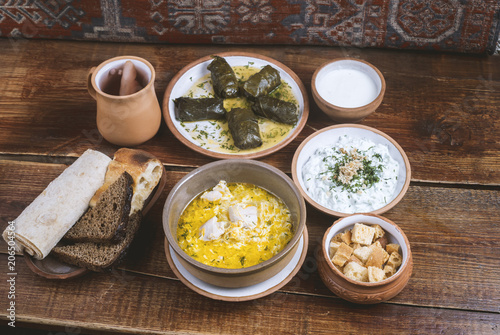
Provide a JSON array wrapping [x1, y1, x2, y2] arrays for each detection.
[[1, 39, 499, 334]]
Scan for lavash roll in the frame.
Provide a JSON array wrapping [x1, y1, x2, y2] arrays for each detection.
[[2, 149, 111, 259]]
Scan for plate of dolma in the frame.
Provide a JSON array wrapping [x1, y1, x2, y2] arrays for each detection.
[[163, 52, 309, 159]]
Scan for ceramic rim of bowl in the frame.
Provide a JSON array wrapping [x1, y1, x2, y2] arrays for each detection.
[[291, 124, 411, 217], [163, 159, 307, 275], [91, 55, 156, 100], [322, 213, 411, 287], [311, 57, 386, 111]]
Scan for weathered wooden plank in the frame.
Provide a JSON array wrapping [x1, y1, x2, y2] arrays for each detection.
[[1, 160, 499, 313], [0, 256, 499, 335], [0, 40, 499, 183]]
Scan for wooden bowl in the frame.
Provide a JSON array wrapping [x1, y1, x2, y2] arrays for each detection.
[[162, 51, 309, 159], [317, 213, 413, 304], [291, 124, 411, 217], [312, 58, 385, 123], [162, 159, 307, 288]]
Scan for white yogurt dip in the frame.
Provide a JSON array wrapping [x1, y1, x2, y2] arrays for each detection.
[[301, 135, 399, 213], [316, 68, 378, 108], [315, 59, 382, 108]]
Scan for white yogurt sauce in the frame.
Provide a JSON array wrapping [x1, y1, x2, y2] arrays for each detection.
[[302, 135, 399, 213], [316, 68, 379, 108]]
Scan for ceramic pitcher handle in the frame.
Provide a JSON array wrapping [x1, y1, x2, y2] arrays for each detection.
[[87, 67, 97, 99]]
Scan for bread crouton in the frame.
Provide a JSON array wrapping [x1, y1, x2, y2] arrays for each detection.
[[331, 242, 353, 267], [353, 246, 372, 263], [351, 223, 376, 245], [340, 230, 352, 245], [371, 242, 390, 263], [387, 251, 402, 269], [332, 233, 343, 243], [375, 235, 388, 249], [383, 265, 396, 277], [347, 255, 364, 267], [365, 245, 386, 268], [368, 266, 386, 282], [386, 243, 400, 255], [372, 224, 385, 240], [329, 241, 341, 258], [343, 262, 368, 282], [351, 242, 361, 250]]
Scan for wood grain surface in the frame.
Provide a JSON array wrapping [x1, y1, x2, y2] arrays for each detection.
[[1, 160, 499, 333], [0, 40, 499, 184], [0, 39, 499, 334]]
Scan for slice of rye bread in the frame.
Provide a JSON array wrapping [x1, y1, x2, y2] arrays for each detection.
[[52, 212, 142, 272], [63, 172, 133, 243]]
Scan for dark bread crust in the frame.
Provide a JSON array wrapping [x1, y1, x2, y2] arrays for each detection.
[[63, 172, 133, 243], [52, 212, 142, 272], [123, 149, 154, 166]]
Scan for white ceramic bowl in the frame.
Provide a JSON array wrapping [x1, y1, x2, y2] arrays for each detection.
[[291, 124, 411, 217], [163, 52, 309, 159]]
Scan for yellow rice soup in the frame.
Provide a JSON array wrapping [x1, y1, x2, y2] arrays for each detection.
[[176, 180, 294, 269]]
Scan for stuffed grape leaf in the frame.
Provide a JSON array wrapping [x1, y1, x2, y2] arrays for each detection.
[[252, 96, 299, 125], [226, 108, 263, 149], [173, 97, 226, 121], [207, 56, 239, 99], [242, 65, 281, 100]]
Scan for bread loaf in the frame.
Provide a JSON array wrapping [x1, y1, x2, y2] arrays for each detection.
[[90, 148, 162, 215]]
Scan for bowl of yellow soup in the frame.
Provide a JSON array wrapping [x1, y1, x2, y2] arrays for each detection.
[[163, 159, 307, 288]]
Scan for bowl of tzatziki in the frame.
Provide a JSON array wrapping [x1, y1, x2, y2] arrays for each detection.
[[291, 124, 410, 217]]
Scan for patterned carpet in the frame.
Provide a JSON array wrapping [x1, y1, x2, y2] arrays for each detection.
[[1, 0, 499, 54]]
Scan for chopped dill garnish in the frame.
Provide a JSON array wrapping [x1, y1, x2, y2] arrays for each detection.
[[320, 147, 384, 193]]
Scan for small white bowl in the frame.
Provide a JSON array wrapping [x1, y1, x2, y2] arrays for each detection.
[[291, 124, 411, 217], [312, 58, 385, 123]]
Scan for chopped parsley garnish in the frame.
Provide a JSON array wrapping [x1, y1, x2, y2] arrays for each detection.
[[320, 147, 384, 193]]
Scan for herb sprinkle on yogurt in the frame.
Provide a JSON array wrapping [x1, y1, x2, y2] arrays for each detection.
[[302, 135, 399, 213]]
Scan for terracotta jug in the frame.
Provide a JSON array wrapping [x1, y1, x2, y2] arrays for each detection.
[[87, 56, 162, 146]]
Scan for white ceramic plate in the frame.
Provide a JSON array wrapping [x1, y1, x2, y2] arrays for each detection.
[[164, 227, 308, 301], [162, 52, 309, 159], [292, 124, 411, 217]]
